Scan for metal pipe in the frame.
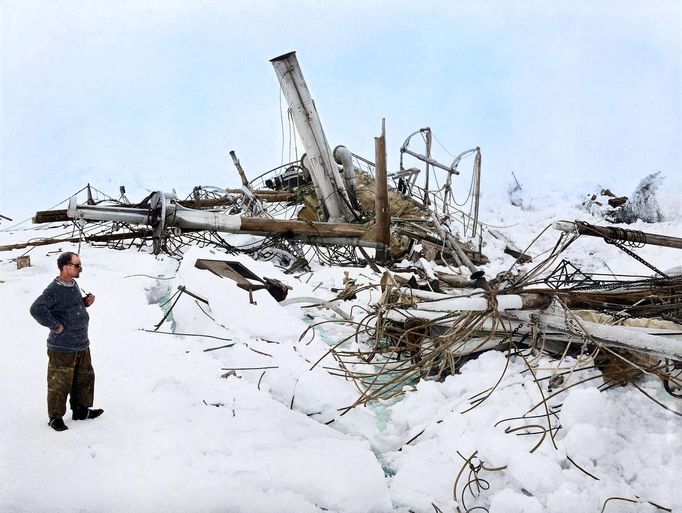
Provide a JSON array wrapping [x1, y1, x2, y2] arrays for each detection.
[[270, 51, 353, 222], [401, 148, 460, 174], [67, 196, 151, 225], [333, 145, 358, 207], [400, 128, 460, 175]]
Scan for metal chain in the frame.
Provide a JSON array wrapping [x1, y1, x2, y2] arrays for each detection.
[[603, 239, 670, 278]]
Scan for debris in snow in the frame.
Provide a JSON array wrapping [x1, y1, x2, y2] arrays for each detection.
[[508, 172, 534, 211], [611, 172, 665, 224], [581, 173, 665, 224], [1, 50, 681, 513], [580, 187, 628, 219]]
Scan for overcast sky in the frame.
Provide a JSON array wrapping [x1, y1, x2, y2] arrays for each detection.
[[1, 0, 680, 221]]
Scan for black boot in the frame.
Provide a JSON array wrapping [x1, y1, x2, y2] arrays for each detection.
[[49, 417, 68, 431], [72, 407, 104, 420]]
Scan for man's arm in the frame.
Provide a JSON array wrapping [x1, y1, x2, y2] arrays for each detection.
[[30, 288, 61, 330]]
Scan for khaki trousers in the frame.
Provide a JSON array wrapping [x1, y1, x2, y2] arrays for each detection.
[[47, 348, 95, 419]]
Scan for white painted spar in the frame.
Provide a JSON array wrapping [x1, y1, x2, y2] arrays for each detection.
[[270, 52, 353, 223], [383, 294, 525, 326], [509, 308, 682, 361], [67, 196, 150, 225], [171, 207, 242, 232]]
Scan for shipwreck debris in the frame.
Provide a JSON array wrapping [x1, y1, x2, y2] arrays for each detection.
[[3, 52, 679, 428], [271, 51, 358, 223], [194, 258, 290, 302], [581, 172, 666, 224]]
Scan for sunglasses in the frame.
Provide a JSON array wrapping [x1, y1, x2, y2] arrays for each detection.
[[66, 263, 83, 269]]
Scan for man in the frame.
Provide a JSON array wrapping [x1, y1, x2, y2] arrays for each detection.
[[30, 252, 103, 432]]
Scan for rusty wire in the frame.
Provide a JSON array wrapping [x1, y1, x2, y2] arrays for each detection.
[[452, 450, 507, 513]]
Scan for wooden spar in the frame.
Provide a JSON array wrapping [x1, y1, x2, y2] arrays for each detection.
[[224, 190, 295, 202], [0, 220, 377, 252], [32, 192, 296, 225], [385, 292, 551, 315], [237, 217, 367, 239], [374, 119, 390, 263], [23, 197, 378, 250], [382, 295, 681, 361], [434, 271, 476, 288], [229, 151, 254, 193], [488, 228, 532, 262], [0, 230, 154, 252], [33, 209, 72, 224], [507, 307, 682, 361], [555, 220, 682, 250], [429, 213, 479, 274], [270, 51, 353, 222]]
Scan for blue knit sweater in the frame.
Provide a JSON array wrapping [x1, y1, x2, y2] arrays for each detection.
[[30, 278, 90, 352]]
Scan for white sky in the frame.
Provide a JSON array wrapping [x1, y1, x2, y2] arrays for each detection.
[[1, 0, 680, 221]]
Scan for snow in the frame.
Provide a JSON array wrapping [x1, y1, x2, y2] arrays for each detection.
[[1, 177, 681, 512]]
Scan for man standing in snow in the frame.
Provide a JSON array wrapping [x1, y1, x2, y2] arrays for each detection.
[[30, 252, 103, 432]]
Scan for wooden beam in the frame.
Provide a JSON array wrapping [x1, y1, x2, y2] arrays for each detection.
[[33, 191, 297, 224], [0, 230, 153, 252], [488, 228, 532, 262], [238, 217, 368, 239], [374, 119, 390, 264], [556, 221, 682, 250]]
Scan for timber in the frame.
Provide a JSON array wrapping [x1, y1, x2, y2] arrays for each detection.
[[556, 220, 682, 250], [64, 197, 370, 241], [488, 228, 532, 262], [0, 230, 154, 252], [32, 192, 296, 224], [230, 151, 254, 192], [224, 190, 295, 201], [374, 119, 390, 263], [238, 217, 368, 239], [385, 292, 551, 314], [507, 307, 682, 361]]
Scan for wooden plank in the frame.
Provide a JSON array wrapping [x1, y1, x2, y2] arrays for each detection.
[[488, 228, 532, 262], [0, 230, 153, 252], [194, 259, 266, 291], [374, 119, 390, 264]]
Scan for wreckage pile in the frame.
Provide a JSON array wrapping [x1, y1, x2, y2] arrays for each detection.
[[2, 52, 680, 415], [1, 50, 681, 512], [317, 238, 682, 411]]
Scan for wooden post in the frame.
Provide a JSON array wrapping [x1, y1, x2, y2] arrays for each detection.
[[0, 230, 154, 252], [86, 184, 95, 205], [423, 129, 431, 206], [374, 119, 390, 264], [32, 192, 296, 225], [555, 221, 682, 250], [229, 151, 254, 193]]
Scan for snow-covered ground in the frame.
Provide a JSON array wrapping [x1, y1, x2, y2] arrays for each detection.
[[1, 176, 681, 513]]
